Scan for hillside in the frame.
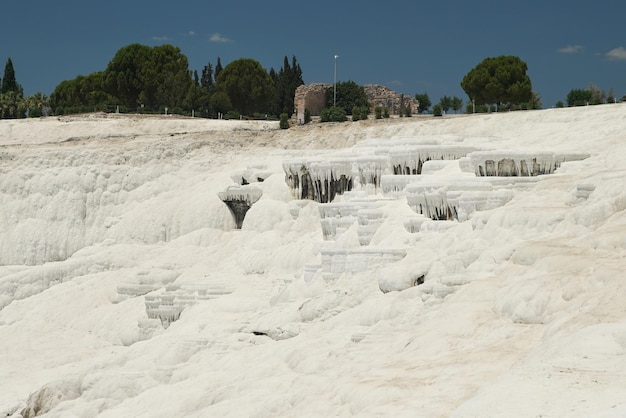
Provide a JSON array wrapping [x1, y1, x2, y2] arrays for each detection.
[[1, 106, 626, 417]]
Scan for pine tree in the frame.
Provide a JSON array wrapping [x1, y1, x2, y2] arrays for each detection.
[[1, 58, 22, 94], [214, 57, 223, 80], [201, 62, 214, 91]]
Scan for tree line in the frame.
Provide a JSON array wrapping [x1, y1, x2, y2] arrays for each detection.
[[1, 47, 623, 120], [49, 44, 304, 118], [0, 58, 50, 118]]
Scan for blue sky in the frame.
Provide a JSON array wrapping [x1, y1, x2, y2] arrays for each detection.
[[2, 0, 625, 108]]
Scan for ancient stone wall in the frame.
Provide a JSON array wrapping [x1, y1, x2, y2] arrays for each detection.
[[364, 84, 420, 115], [295, 83, 331, 124], [294, 83, 419, 123]]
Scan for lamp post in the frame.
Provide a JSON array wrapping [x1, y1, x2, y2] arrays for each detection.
[[333, 54, 339, 107]]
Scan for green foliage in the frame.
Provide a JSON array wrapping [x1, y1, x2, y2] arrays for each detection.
[[556, 100, 564, 108], [304, 108, 311, 124], [566, 89, 593, 106], [270, 56, 304, 117], [433, 103, 442, 116], [351, 106, 368, 121], [328, 81, 369, 115], [29, 107, 42, 117], [439, 96, 452, 114], [403, 105, 412, 117], [210, 91, 232, 115], [383, 107, 390, 118], [1, 58, 22, 94], [215, 58, 275, 116], [320, 106, 347, 122], [375, 106, 383, 119], [414, 92, 431, 113], [351, 106, 360, 121], [280, 112, 290, 129], [461, 55, 532, 108], [587, 83, 605, 105], [451, 97, 463, 113], [51, 72, 115, 112]]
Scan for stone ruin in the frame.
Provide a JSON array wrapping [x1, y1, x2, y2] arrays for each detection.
[[363, 84, 419, 116], [295, 83, 420, 124]]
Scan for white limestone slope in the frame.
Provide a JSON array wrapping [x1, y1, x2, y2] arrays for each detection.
[[1, 106, 626, 417]]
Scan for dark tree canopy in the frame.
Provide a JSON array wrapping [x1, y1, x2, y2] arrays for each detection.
[[566, 88, 593, 106], [414, 92, 431, 113], [1, 58, 22, 94], [215, 58, 275, 116], [328, 81, 369, 115], [461, 55, 532, 108], [269, 55, 304, 117], [104, 44, 192, 110], [48, 43, 303, 117]]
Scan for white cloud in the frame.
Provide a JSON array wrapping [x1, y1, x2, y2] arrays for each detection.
[[606, 46, 626, 61], [210, 33, 232, 43], [188, 31, 196, 36], [557, 45, 584, 54], [152, 36, 170, 42]]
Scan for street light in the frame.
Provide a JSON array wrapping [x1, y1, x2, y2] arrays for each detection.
[[333, 54, 339, 107]]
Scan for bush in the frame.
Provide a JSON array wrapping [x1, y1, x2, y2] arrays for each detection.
[[29, 108, 43, 118], [383, 107, 390, 118], [304, 108, 311, 124], [360, 106, 369, 120], [279, 113, 289, 129], [225, 110, 240, 120], [352, 106, 360, 121], [433, 104, 442, 117], [320, 106, 347, 122], [375, 106, 383, 119]]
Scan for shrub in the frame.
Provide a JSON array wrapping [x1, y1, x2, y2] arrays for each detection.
[[279, 113, 289, 129], [375, 106, 383, 119], [433, 104, 442, 116], [352, 106, 360, 121], [29, 108, 43, 118], [320, 106, 347, 122], [304, 108, 311, 124], [360, 106, 369, 120], [383, 107, 390, 118]]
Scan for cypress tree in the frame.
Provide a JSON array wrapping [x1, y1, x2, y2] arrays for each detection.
[[1, 58, 21, 94], [214, 57, 223, 80]]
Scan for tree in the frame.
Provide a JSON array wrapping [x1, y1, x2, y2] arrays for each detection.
[[414, 92, 431, 113], [328, 81, 369, 115], [461, 55, 532, 109], [433, 103, 442, 117], [103, 44, 152, 109], [270, 55, 304, 117], [320, 106, 347, 122], [588, 83, 605, 105], [279, 113, 289, 129], [214, 57, 223, 80], [451, 96, 463, 113], [214, 58, 275, 116], [138, 44, 193, 110], [439, 96, 452, 114], [51, 72, 113, 113], [566, 89, 593, 106], [210, 91, 232, 116], [101, 44, 193, 111], [1, 58, 22, 94]]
